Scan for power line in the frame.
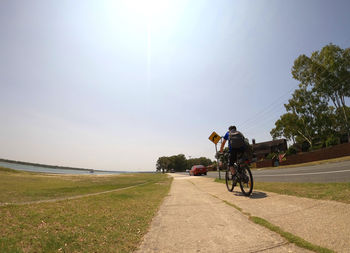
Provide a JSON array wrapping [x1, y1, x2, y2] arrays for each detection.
[[240, 86, 296, 126], [244, 113, 281, 134], [240, 101, 286, 129], [239, 86, 296, 129]]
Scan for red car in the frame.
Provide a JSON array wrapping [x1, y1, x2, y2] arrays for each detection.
[[189, 165, 207, 176]]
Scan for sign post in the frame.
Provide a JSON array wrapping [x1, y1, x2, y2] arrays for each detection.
[[208, 131, 222, 180]]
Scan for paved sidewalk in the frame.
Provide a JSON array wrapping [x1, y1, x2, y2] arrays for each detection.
[[193, 176, 350, 253], [136, 174, 309, 252]]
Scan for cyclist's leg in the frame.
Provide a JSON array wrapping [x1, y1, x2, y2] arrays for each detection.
[[229, 149, 238, 174], [237, 146, 246, 162]]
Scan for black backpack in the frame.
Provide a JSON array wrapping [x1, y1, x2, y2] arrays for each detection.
[[229, 130, 245, 149]]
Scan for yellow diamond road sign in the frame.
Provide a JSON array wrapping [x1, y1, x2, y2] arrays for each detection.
[[209, 131, 221, 144]]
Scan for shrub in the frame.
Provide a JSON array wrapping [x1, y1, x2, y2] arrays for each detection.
[[301, 141, 310, 152], [286, 146, 297, 156], [266, 153, 277, 160], [325, 135, 340, 147]]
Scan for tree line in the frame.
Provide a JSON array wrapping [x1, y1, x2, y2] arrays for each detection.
[[271, 43, 350, 151], [156, 154, 213, 173]]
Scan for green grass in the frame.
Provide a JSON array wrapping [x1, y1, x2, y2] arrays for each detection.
[[254, 182, 350, 204], [0, 167, 161, 203], [249, 216, 334, 253], [214, 178, 350, 204], [0, 167, 172, 252], [0, 166, 20, 173], [252, 155, 350, 170]]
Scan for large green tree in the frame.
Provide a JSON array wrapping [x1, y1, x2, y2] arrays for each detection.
[[271, 112, 300, 144], [271, 43, 349, 148], [156, 155, 213, 172], [156, 156, 170, 173], [271, 87, 335, 147], [292, 44, 350, 138], [168, 154, 187, 172]]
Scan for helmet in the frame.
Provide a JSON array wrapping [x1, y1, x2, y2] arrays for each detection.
[[228, 125, 236, 131]]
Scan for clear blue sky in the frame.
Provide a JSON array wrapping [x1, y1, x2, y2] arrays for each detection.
[[1, 0, 350, 171]]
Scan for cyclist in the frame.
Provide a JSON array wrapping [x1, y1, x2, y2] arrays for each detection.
[[219, 125, 246, 176]]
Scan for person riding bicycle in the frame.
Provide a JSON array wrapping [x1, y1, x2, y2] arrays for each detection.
[[219, 125, 246, 175]]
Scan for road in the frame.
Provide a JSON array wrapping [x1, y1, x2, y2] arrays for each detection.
[[203, 160, 350, 182]]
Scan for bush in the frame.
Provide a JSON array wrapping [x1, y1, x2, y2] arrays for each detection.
[[266, 153, 277, 160], [286, 146, 297, 156], [325, 135, 340, 147], [310, 143, 323, 151], [301, 141, 310, 152]]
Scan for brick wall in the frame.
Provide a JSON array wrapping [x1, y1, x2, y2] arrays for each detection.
[[256, 142, 350, 168], [256, 159, 273, 168]]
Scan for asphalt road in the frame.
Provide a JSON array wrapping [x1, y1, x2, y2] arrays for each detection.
[[202, 160, 350, 182]]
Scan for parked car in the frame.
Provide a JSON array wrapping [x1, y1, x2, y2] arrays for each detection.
[[189, 165, 207, 176], [170, 169, 175, 173]]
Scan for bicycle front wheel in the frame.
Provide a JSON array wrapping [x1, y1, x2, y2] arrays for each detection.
[[225, 169, 235, 192], [239, 165, 253, 196]]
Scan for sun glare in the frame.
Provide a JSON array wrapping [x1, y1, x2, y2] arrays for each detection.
[[121, 0, 172, 21], [118, 0, 172, 87]]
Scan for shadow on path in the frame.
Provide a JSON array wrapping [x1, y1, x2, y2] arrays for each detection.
[[233, 191, 268, 199]]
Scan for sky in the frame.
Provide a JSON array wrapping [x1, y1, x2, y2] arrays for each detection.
[[1, 0, 350, 171]]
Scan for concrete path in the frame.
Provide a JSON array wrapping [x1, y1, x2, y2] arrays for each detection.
[[136, 174, 310, 252], [193, 176, 350, 253]]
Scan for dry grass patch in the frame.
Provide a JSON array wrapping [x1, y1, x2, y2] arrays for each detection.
[[0, 167, 158, 203], [254, 182, 350, 204], [0, 172, 172, 252], [253, 155, 350, 170], [215, 178, 350, 204]]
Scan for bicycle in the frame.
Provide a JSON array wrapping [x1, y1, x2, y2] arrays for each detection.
[[217, 150, 254, 196]]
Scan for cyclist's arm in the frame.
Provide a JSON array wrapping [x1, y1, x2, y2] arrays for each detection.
[[220, 132, 229, 152], [220, 139, 226, 152]]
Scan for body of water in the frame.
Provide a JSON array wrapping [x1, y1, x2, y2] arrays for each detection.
[[0, 161, 121, 175]]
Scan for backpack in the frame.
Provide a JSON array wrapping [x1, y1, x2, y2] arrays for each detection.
[[229, 130, 245, 149]]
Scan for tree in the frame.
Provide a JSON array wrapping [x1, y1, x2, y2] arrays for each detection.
[[156, 154, 213, 172], [271, 44, 350, 148], [271, 86, 335, 148], [271, 112, 300, 144], [168, 154, 187, 172], [156, 156, 170, 173], [292, 44, 350, 138]]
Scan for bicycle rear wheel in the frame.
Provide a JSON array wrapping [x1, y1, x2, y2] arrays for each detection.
[[239, 165, 253, 196], [225, 169, 235, 192]]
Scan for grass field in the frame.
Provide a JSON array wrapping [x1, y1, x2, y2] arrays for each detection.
[[0, 167, 172, 252], [0, 167, 161, 203], [251, 155, 350, 170], [215, 178, 350, 204], [254, 181, 350, 204]]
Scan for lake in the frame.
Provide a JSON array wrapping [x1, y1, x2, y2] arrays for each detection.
[[0, 161, 121, 175]]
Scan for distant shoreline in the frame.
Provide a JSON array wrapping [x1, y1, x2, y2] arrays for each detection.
[[0, 158, 151, 174], [0, 158, 95, 172]]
